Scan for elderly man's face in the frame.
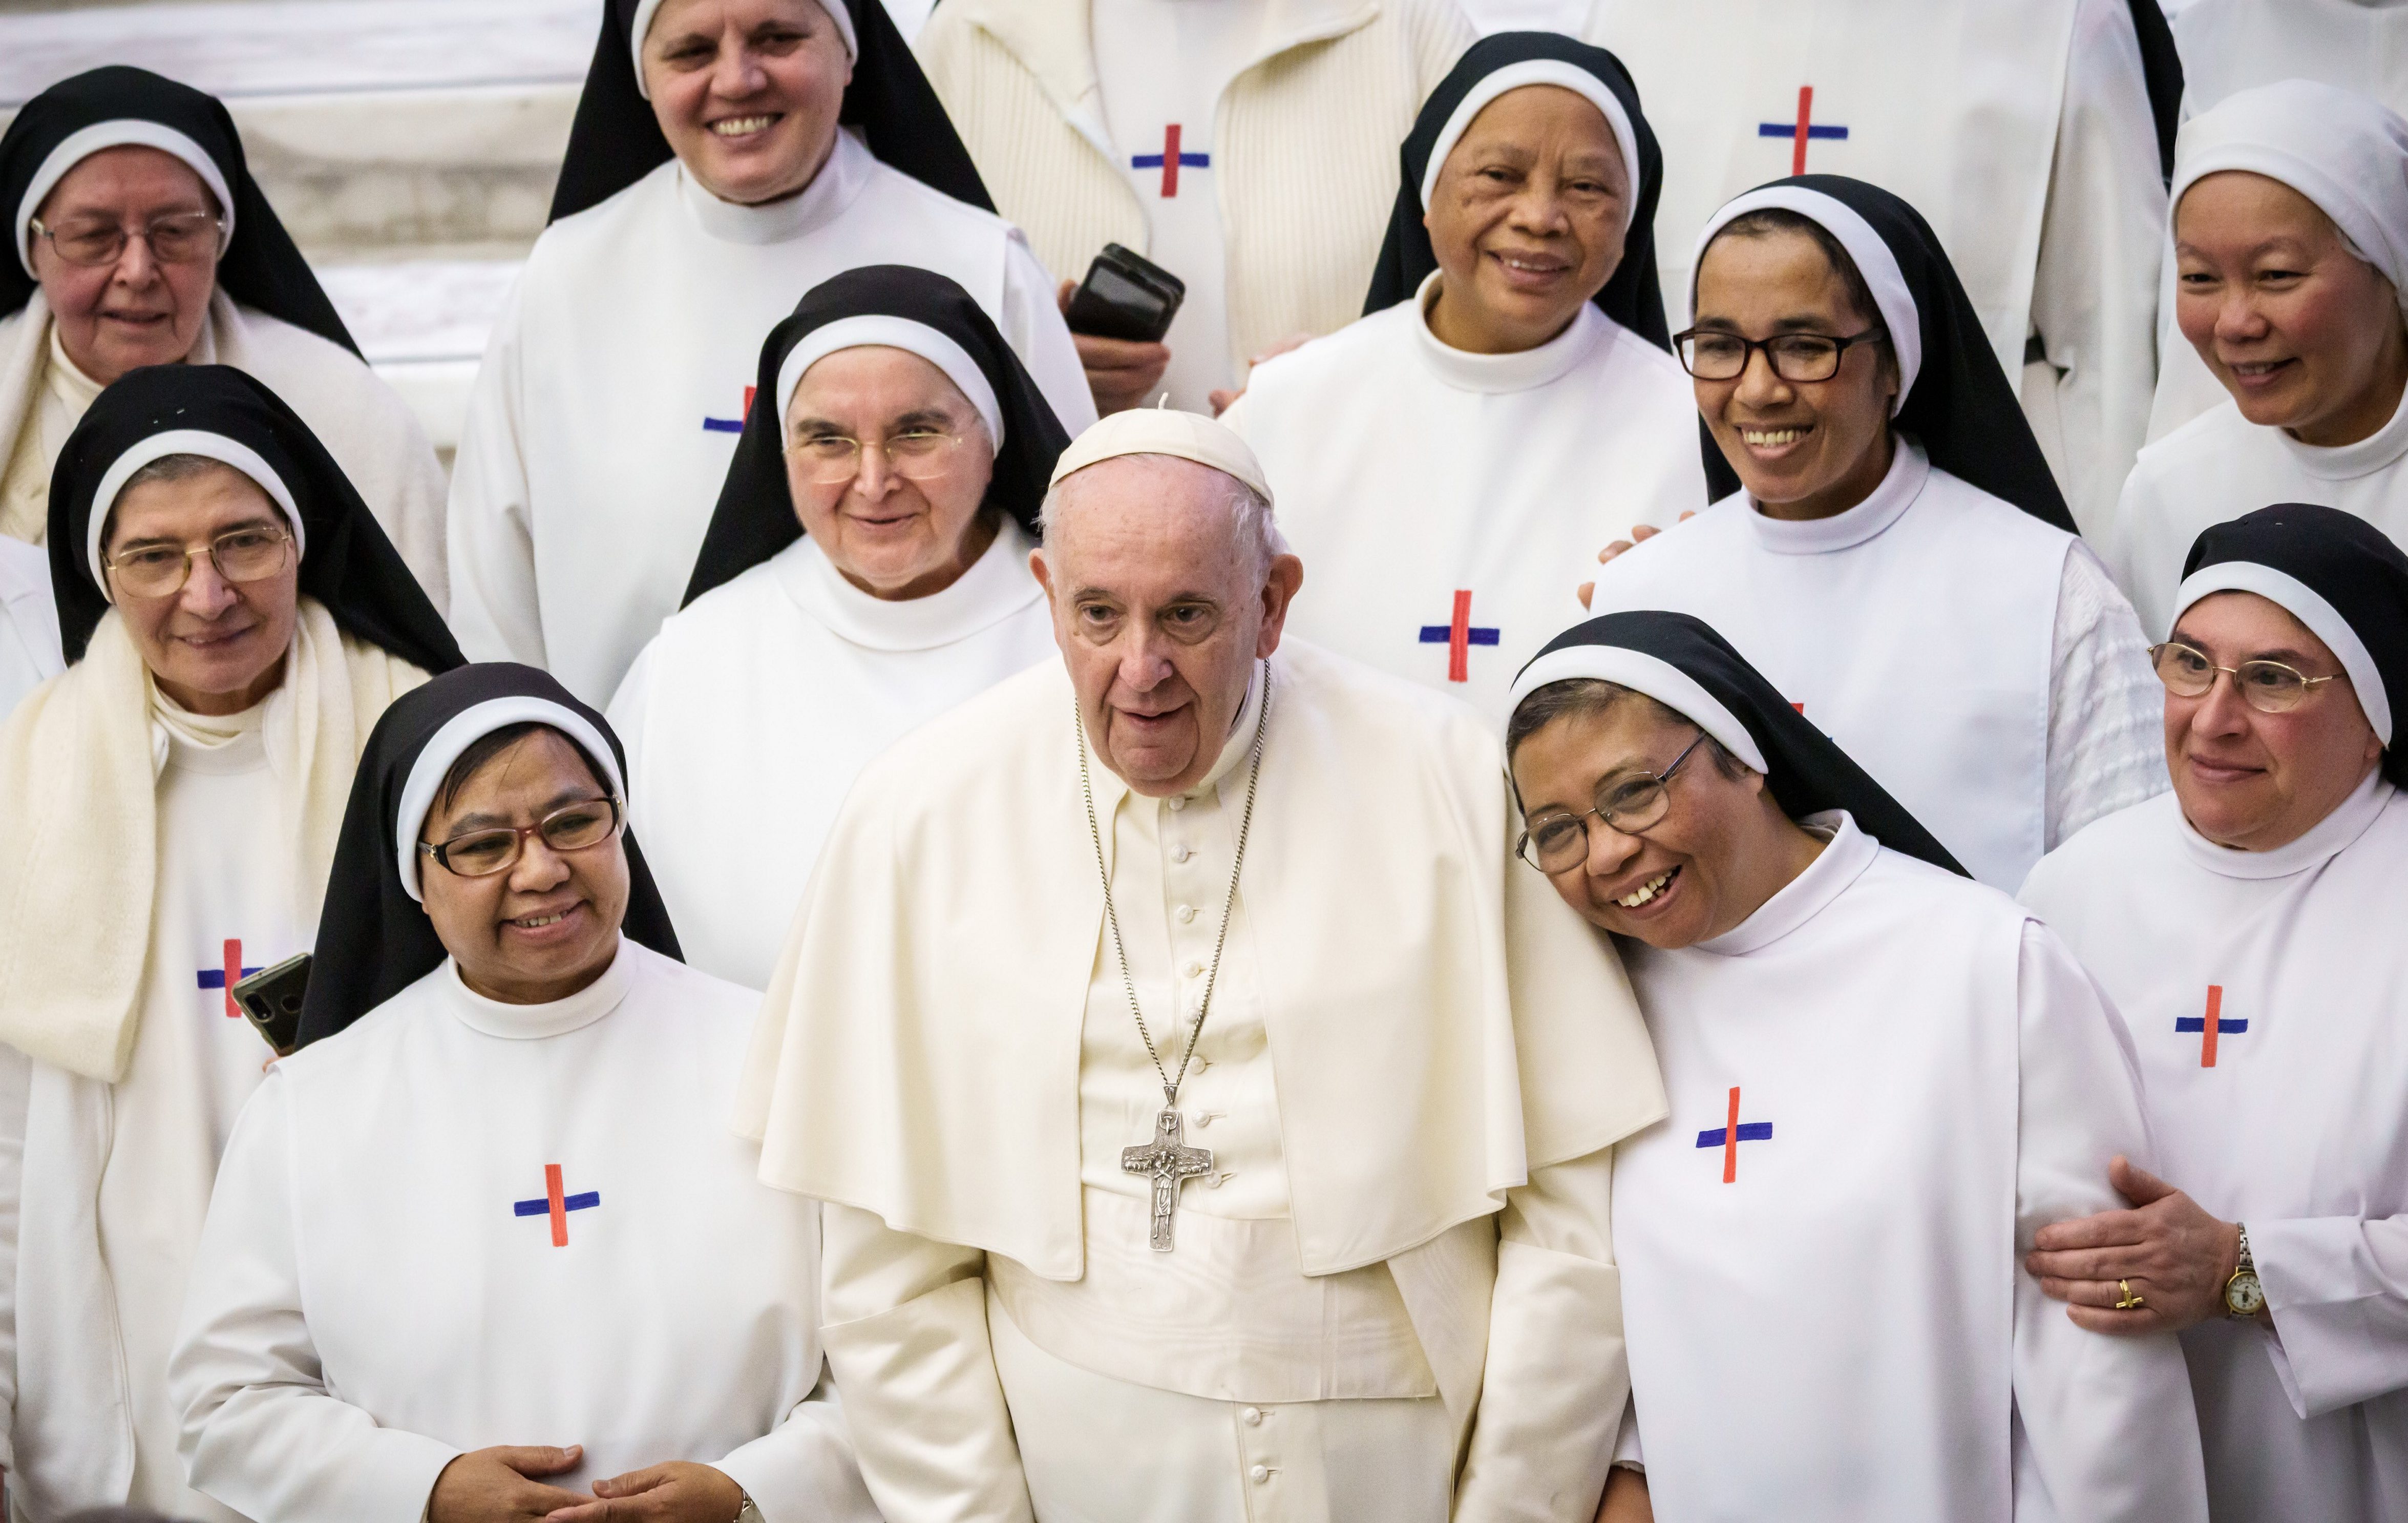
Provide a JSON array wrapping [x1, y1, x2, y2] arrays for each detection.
[[30, 146, 220, 384], [1031, 455, 1303, 797], [642, 0, 851, 207], [2165, 591, 2384, 851]]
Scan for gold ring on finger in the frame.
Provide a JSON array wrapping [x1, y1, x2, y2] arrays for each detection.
[[2115, 1279, 2145, 1310]]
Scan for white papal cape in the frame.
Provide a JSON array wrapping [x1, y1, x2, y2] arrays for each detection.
[[2021, 778, 2408, 1520]]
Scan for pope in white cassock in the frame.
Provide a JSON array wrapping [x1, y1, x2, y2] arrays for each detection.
[[2023, 505, 2408, 1522], [172, 662, 876, 1523], [1503, 610, 2209, 1523], [0, 366, 462, 1521], [735, 408, 1667, 1521], [446, 0, 1093, 707], [1577, 0, 2168, 535], [1223, 34, 1705, 726], [611, 264, 1064, 989]]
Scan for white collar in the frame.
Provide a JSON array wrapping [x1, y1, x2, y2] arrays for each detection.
[[2177, 767, 2397, 881], [775, 518, 1042, 653], [2273, 380, 2408, 482], [674, 128, 872, 246], [1694, 810, 1879, 957], [442, 937, 632, 1040], [1410, 270, 1608, 395], [1745, 435, 1931, 556]]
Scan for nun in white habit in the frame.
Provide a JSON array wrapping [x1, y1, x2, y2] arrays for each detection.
[[2114, 82, 2408, 637], [2023, 506, 2408, 1522], [610, 265, 1062, 990], [1586, 178, 2164, 892], [0, 67, 451, 603], [172, 663, 877, 1523], [447, 0, 1093, 707], [1221, 34, 1706, 727], [1505, 610, 2208, 1523]]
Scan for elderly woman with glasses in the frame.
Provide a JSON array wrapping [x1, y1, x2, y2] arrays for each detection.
[[1584, 176, 2164, 893], [1505, 610, 2209, 1523], [171, 663, 877, 1523], [605, 267, 1068, 989]]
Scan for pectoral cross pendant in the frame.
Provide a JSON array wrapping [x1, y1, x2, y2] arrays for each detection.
[[1121, 1108, 1215, 1251]]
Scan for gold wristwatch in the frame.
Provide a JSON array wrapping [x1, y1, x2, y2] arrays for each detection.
[[2224, 1222, 2266, 1319]]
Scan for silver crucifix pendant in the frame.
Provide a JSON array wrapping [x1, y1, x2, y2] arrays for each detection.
[[1121, 1108, 1215, 1251]]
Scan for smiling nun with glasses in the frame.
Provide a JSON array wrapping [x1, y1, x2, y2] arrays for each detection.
[[170, 661, 877, 1523], [2021, 505, 2408, 1521], [0, 364, 459, 1520], [1504, 610, 2208, 1523], [1585, 175, 2164, 894], [607, 265, 1068, 989]]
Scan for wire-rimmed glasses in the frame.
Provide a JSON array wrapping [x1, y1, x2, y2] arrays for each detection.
[[27, 210, 223, 267], [103, 525, 293, 599], [2149, 641, 2347, 714], [786, 427, 968, 484], [1516, 731, 1709, 872], [1674, 326, 1889, 383]]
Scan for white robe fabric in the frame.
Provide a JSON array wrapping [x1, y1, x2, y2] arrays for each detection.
[[2021, 778, 2408, 1521], [446, 131, 1095, 707], [171, 940, 878, 1523], [0, 292, 451, 607], [2173, 0, 2408, 120], [1615, 813, 2209, 1522], [1587, 440, 2165, 891], [1579, 0, 2166, 539], [1222, 274, 1706, 727], [0, 534, 60, 723], [609, 521, 1054, 991]]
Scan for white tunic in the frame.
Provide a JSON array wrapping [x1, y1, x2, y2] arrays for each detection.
[[172, 940, 876, 1523], [1615, 815, 2208, 1522], [1579, 0, 2167, 538], [0, 534, 61, 723], [609, 522, 1055, 991], [445, 130, 1095, 707], [2111, 389, 2408, 638], [2173, 0, 2408, 117], [1587, 440, 2165, 891], [2020, 777, 2408, 1522], [1222, 275, 1706, 726]]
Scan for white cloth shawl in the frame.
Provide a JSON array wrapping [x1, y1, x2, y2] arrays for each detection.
[[0, 600, 426, 1081], [736, 639, 1665, 1281]]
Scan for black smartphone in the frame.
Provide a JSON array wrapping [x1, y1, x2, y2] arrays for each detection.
[[1064, 242, 1186, 344], [231, 953, 311, 1057]]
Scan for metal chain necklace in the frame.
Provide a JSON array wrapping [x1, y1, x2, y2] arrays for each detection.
[[1079, 662, 1271, 1250]]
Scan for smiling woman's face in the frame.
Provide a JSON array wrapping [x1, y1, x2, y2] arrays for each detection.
[[641, 0, 851, 206]]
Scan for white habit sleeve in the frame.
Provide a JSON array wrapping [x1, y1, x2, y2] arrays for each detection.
[[0, 1041, 28, 1470], [443, 285, 552, 672], [1451, 1147, 1625, 1523], [172, 1075, 461, 1523], [710, 1360, 883, 1523], [2250, 1214, 2408, 1420], [2044, 542, 2166, 849], [817, 1202, 1036, 1523], [2008, 924, 2208, 1523], [998, 234, 1101, 432]]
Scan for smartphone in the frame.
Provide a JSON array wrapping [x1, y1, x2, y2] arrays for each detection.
[[1064, 243, 1187, 344], [231, 953, 311, 1057]]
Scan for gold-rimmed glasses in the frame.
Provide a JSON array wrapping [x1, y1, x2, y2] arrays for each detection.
[[2149, 641, 2348, 714], [103, 524, 293, 599], [786, 427, 968, 484], [1517, 731, 1709, 873]]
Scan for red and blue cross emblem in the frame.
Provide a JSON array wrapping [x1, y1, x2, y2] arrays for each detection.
[[513, 1163, 601, 1247], [1419, 590, 1499, 683], [196, 938, 262, 1019], [1133, 125, 1211, 198], [1759, 86, 1848, 177], [1695, 1086, 1772, 1183], [2175, 984, 2247, 1068], [703, 384, 756, 435]]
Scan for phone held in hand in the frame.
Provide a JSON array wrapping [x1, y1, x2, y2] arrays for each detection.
[[231, 953, 311, 1057], [1064, 243, 1187, 344]]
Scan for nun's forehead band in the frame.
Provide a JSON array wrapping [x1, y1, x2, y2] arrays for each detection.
[[776, 315, 1006, 448], [16, 119, 235, 279], [2173, 562, 2393, 744], [1691, 185, 1923, 414], [87, 429, 305, 603], [1418, 60, 1643, 234], [1507, 645, 1770, 774], [394, 697, 628, 903], [629, 0, 857, 96]]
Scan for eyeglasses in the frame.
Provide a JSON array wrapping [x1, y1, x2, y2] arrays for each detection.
[[786, 428, 968, 485], [104, 525, 293, 599], [2150, 641, 2347, 714], [419, 795, 625, 879], [27, 210, 223, 268], [1674, 326, 1889, 383], [1517, 731, 1709, 873]]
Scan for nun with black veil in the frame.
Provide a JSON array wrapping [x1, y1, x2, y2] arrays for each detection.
[[170, 662, 878, 1523], [609, 264, 1065, 990], [1504, 610, 2208, 1523], [446, 0, 1092, 710], [1586, 174, 2164, 892]]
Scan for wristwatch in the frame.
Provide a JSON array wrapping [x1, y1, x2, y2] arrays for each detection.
[[734, 1488, 765, 1523], [2224, 1222, 2266, 1319]]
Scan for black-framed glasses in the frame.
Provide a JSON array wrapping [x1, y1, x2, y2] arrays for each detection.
[[419, 796, 625, 879], [1517, 731, 1709, 873], [2149, 641, 2347, 714], [1674, 326, 1889, 383], [27, 210, 223, 268], [103, 525, 293, 599]]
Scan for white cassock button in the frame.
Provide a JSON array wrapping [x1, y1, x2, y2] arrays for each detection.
[[1172, 845, 1193, 863], [1182, 961, 1203, 978], [1249, 1465, 1270, 1484], [1168, 796, 1188, 812], [1176, 904, 1197, 923], [1242, 1407, 1264, 1426]]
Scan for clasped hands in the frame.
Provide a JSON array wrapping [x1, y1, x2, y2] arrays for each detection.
[[429, 1445, 743, 1523], [2026, 1155, 2266, 1336]]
